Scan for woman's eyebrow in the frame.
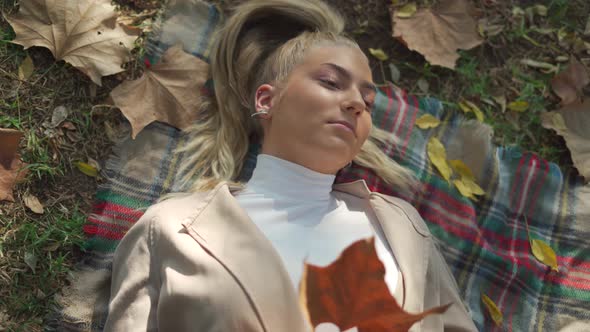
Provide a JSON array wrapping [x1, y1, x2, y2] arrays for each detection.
[[320, 62, 377, 93]]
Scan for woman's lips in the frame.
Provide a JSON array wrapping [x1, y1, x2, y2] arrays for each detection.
[[328, 121, 356, 136]]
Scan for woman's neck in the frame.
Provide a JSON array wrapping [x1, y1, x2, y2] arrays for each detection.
[[245, 154, 335, 202]]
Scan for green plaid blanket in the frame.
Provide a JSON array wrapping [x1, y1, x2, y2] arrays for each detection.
[[51, 1, 590, 331]]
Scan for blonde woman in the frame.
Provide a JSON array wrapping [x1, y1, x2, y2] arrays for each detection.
[[105, 0, 477, 331]]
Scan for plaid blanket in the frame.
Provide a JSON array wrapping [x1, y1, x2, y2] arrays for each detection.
[[51, 0, 590, 331]]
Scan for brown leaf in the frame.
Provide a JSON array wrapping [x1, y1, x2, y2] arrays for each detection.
[[5, 0, 139, 86], [0, 129, 28, 202], [551, 58, 590, 105], [391, 0, 483, 69], [110, 45, 209, 138], [541, 100, 590, 182], [299, 237, 451, 331]]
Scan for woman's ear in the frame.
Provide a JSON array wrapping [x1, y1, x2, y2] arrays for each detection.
[[254, 84, 275, 118]]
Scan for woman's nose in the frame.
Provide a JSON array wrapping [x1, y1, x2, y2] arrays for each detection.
[[342, 90, 365, 115]]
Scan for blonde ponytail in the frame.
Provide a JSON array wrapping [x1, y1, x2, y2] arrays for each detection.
[[175, 0, 417, 193]]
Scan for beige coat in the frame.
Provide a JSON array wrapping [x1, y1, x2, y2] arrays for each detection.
[[105, 180, 477, 332]]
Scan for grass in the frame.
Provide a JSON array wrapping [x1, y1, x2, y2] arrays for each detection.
[[0, 205, 86, 330]]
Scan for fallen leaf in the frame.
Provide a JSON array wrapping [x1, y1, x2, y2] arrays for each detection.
[[395, 3, 417, 18], [388, 63, 401, 82], [110, 45, 209, 138], [44, 106, 69, 129], [415, 114, 440, 129], [6, 0, 140, 86], [458, 100, 484, 122], [23, 194, 44, 214], [392, 0, 483, 69], [481, 293, 503, 326], [541, 101, 590, 181], [531, 239, 559, 271], [417, 78, 429, 93], [61, 121, 76, 131], [551, 58, 590, 105], [545, 112, 567, 131], [492, 95, 507, 113], [299, 237, 451, 331], [520, 59, 558, 74], [507, 101, 529, 112], [18, 55, 34, 81], [427, 137, 452, 182], [74, 161, 98, 177], [87, 157, 101, 172], [453, 176, 484, 200], [368, 48, 388, 61], [0, 128, 28, 202], [24, 251, 37, 273], [585, 15, 590, 36], [449, 159, 475, 179], [523, 216, 559, 272]]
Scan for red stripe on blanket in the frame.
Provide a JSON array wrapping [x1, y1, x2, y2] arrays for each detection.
[[400, 94, 419, 158], [421, 206, 590, 289], [93, 202, 145, 220], [378, 86, 395, 132], [87, 217, 132, 231], [83, 225, 126, 240]]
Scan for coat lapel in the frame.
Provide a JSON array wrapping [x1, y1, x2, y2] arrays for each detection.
[[181, 182, 310, 332], [333, 180, 429, 316]]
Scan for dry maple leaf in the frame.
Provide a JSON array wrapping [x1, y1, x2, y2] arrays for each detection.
[[541, 100, 590, 182], [551, 58, 590, 106], [0, 129, 28, 202], [5, 0, 139, 86], [391, 0, 483, 69], [110, 45, 209, 138], [299, 237, 451, 332]]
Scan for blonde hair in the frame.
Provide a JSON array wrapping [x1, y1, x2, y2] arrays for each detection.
[[175, 0, 417, 193]]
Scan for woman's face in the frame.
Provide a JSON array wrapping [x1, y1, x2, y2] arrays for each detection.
[[255, 45, 376, 174]]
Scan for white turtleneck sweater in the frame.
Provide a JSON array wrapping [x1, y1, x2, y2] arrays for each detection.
[[234, 154, 399, 297]]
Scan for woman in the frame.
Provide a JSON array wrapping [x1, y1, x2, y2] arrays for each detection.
[[105, 0, 477, 331]]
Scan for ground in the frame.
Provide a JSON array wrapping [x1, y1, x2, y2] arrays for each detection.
[[0, 0, 588, 330]]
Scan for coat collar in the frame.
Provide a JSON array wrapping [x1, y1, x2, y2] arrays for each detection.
[[182, 180, 428, 331]]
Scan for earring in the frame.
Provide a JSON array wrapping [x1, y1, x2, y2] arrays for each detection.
[[251, 109, 269, 118]]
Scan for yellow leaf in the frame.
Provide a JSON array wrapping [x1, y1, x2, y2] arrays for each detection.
[[395, 3, 417, 18], [415, 114, 440, 129], [453, 179, 476, 200], [18, 55, 34, 81], [75, 161, 98, 177], [427, 137, 452, 182], [453, 177, 484, 201], [508, 101, 529, 112], [449, 160, 475, 179], [459, 100, 484, 122], [524, 216, 559, 272], [531, 239, 559, 272], [550, 113, 567, 131], [368, 48, 388, 61], [463, 177, 485, 196], [458, 101, 473, 114], [481, 293, 503, 326]]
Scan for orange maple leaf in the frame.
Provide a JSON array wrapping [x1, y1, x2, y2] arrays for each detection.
[[299, 237, 451, 332], [0, 129, 28, 202]]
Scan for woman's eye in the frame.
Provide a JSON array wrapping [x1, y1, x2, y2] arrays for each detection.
[[320, 79, 339, 89]]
